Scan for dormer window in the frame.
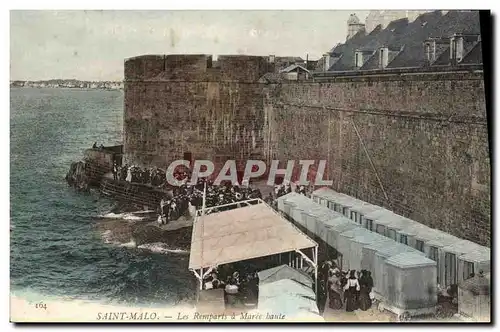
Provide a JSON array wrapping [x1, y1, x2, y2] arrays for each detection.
[[355, 53, 360, 68]]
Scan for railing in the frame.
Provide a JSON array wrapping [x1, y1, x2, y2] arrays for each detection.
[[194, 198, 265, 217]]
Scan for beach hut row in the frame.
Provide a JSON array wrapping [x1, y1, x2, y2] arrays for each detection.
[[309, 188, 491, 290], [277, 192, 437, 316]]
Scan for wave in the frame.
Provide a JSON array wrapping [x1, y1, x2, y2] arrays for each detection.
[[119, 240, 137, 248], [98, 212, 145, 221], [129, 210, 155, 214], [137, 242, 190, 255], [100, 231, 188, 255]]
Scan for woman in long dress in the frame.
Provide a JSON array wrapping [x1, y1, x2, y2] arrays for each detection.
[[126, 167, 132, 182], [328, 271, 343, 310], [343, 270, 360, 312], [358, 270, 374, 311]]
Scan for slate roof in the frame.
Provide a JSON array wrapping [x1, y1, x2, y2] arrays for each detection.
[[360, 49, 400, 70], [461, 41, 483, 64], [360, 18, 410, 51], [388, 10, 480, 68], [432, 47, 451, 65], [326, 10, 482, 72], [328, 27, 375, 71]]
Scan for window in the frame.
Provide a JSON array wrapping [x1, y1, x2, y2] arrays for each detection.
[[380, 49, 385, 68], [400, 234, 408, 245], [355, 53, 359, 67], [416, 240, 425, 252], [463, 261, 475, 280], [342, 207, 349, 217], [387, 229, 397, 241], [359, 214, 364, 225], [366, 219, 373, 231]]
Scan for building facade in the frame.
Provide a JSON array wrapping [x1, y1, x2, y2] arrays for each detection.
[[122, 11, 489, 247]]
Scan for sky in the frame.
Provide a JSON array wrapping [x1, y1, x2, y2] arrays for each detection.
[[10, 10, 369, 81]]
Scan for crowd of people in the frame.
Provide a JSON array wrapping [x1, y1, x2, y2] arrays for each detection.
[[156, 179, 264, 225], [108, 160, 310, 225], [113, 162, 178, 187], [315, 260, 374, 314], [202, 268, 259, 308]]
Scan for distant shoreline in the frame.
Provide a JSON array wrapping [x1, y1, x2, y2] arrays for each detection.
[[10, 80, 124, 90], [10, 86, 123, 91]]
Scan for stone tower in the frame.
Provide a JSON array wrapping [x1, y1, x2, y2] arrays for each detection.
[[347, 13, 365, 41]]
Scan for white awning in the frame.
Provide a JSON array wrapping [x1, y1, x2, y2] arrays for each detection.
[[188, 201, 317, 270]]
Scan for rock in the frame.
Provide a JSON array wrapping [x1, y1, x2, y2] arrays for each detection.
[[66, 160, 91, 191]]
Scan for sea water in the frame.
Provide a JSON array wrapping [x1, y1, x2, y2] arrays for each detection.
[[10, 88, 196, 307]]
